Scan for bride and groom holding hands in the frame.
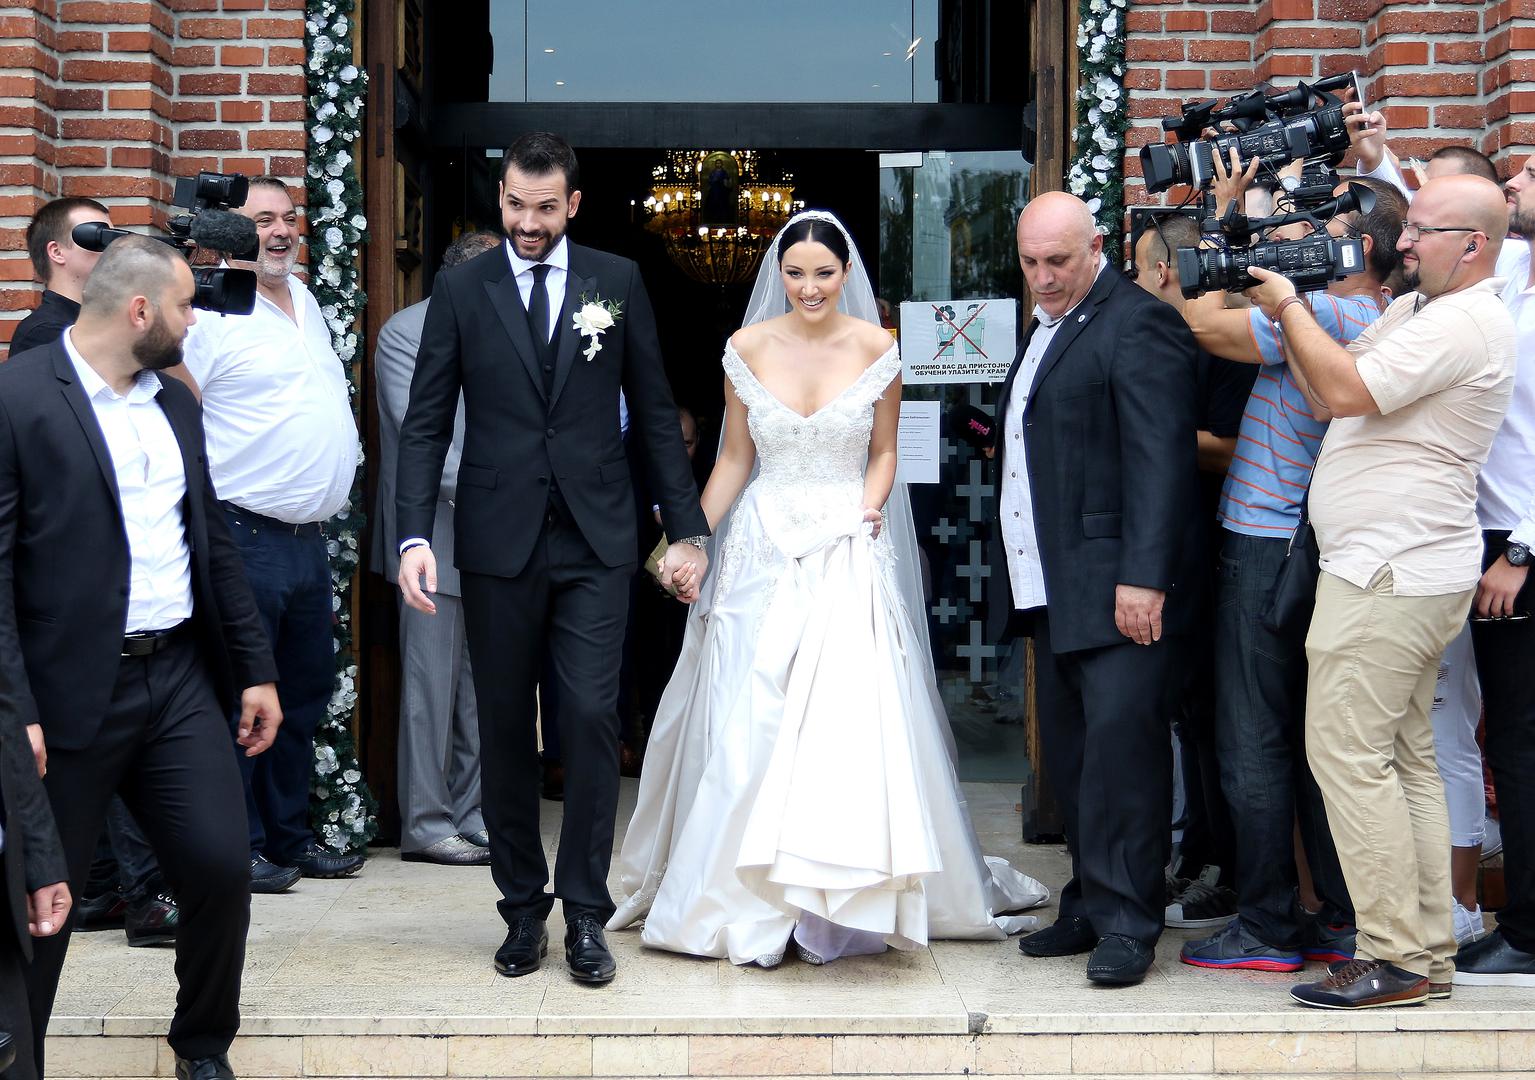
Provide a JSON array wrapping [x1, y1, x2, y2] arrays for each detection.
[[396, 132, 1198, 988]]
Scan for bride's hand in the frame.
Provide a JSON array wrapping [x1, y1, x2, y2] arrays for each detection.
[[862, 507, 884, 540]]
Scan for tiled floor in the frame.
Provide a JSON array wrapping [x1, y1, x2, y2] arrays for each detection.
[[47, 782, 1535, 1077]]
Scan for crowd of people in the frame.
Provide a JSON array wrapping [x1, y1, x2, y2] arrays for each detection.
[[0, 101, 1533, 1080]]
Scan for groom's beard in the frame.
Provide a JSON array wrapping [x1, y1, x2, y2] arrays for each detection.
[[510, 225, 565, 263]]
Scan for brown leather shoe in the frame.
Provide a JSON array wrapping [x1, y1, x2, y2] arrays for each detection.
[[1292, 958, 1428, 1009]]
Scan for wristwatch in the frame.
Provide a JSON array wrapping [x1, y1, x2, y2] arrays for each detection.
[[1507, 541, 1531, 567]]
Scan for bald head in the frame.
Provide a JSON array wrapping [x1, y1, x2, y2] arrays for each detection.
[[1399, 174, 1508, 299], [1017, 192, 1104, 318], [80, 235, 187, 317]]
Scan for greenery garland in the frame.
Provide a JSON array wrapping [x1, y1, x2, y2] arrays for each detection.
[[305, 0, 377, 853], [1067, 0, 1129, 262]]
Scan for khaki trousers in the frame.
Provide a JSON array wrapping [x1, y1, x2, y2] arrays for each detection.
[[1305, 568, 1471, 978]]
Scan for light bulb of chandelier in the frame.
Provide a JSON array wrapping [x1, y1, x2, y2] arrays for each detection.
[[697, 226, 707, 237]]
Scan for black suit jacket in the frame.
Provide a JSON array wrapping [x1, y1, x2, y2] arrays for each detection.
[[0, 703, 67, 960], [0, 342, 278, 751], [397, 242, 707, 577], [995, 268, 1200, 654]]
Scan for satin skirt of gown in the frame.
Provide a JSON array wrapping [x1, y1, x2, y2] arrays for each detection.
[[608, 365, 1048, 964]]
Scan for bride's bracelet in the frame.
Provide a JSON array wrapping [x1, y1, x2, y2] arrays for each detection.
[[675, 535, 710, 550]]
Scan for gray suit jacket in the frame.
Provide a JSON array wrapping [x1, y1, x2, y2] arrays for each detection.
[[372, 299, 465, 597]]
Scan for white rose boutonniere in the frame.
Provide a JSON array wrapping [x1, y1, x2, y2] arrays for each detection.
[[573, 295, 623, 361]]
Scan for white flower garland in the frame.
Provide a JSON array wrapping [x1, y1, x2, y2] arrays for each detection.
[[306, 0, 376, 853], [1067, 0, 1129, 259]]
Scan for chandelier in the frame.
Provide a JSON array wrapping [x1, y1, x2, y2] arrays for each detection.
[[641, 150, 803, 286]]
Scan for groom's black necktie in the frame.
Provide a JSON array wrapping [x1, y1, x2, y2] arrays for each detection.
[[528, 263, 555, 396]]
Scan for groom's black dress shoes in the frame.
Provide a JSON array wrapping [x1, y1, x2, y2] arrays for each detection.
[[1018, 915, 1097, 957], [174, 1052, 236, 1080], [565, 912, 618, 984], [1086, 933, 1156, 985], [494, 917, 549, 977]]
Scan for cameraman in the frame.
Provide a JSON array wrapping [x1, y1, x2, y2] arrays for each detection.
[[179, 177, 364, 891], [1176, 165, 1406, 977], [1246, 174, 1514, 1008]]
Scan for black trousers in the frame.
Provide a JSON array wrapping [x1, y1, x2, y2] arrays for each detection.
[[461, 501, 635, 925], [1470, 530, 1535, 953], [1033, 609, 1177, 946], [27, 633, 251, 1072], [0, 886, 35, 1080]]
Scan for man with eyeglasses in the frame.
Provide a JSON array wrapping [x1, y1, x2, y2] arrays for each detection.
[[1242, 174, 1515, 1009], [1452, 152, 1535, 988], [1173, 168, 1406, 978]]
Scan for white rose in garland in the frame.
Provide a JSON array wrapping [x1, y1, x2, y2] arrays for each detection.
[[1069, 0, 1128, 261], [306, 0, 376, 854]]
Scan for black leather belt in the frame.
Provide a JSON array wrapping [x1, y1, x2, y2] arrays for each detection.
[[121, 622, 187, 658], [223, 503, 322, 537]]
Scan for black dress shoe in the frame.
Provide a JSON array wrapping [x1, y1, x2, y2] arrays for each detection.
[[289, 842, 365, 879], [0, 1029, 15, 1072], [565, 912, 617, 984], [76, 888, 129, 931], [125, 891, 179, 947], [1087, 933, 1156, 985], [174, 1051, 235, 1080], [494, 917, 549, 977], [1018, 915, 1096, 957], [1291, 957, 1427, 1008], [250, 853, 301, 894]]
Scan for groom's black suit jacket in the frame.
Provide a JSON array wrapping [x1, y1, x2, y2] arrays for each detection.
[[396, 242, 708, 575], [994, 267, 1200, 655]]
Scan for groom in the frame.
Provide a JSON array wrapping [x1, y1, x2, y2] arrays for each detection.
[[396, 132, 710, 984]]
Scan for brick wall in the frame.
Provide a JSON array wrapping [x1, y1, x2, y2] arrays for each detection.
[[0, 0, 307, 353], [1126, 0, 1535, 207]]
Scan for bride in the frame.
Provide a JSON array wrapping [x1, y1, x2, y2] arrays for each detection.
[[608, 210, 1047, 967]]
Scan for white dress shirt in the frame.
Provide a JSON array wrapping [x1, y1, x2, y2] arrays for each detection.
[[64, 329, 192, 632], [182, 273, 360, 524], [505, 235, 569, 341], [1000, 258, 1108, 610], [1480, 241, 1535, 544]]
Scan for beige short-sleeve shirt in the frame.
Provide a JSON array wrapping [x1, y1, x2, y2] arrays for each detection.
[[1309, 276, 1515, 596]]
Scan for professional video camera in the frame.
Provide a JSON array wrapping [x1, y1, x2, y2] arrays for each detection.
[[70, 171, 259, 316], [1175, 181, 1377, 299], [1140, 71, 1362, 194]]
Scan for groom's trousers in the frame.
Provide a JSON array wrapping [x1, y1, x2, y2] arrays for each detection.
[[1032, 608, 1177, 947], [461, 498, 635, 925]]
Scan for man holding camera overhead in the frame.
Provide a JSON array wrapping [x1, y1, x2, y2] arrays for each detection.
[[179, 177, 365, 892], [1176, 163, 1406, 976], [1243, 174, 1515, 1009]]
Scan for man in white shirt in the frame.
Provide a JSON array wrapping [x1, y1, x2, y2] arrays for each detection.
[[1455, 153, 1535, 987], [180, 178, 364, 891]]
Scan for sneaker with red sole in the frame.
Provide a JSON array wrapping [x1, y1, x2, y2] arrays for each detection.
[[1181, 919, 1303, 972]]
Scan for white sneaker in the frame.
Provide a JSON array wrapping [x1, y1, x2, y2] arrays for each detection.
[[1453, 899, 1486, 946], [1483, 815, 1504, 861]]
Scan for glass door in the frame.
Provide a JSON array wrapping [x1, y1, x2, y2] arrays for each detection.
[[878, 150, 1031, 786]]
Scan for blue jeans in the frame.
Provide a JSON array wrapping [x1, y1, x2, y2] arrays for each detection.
[[1214, 530, 1353, 947], [224, 508, 335, 862], [84, 796, 161, 903]]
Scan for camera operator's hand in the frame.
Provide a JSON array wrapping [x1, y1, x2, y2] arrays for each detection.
[[1211, 146, 1260, 218], [1344, 100, 1389, 173], [1243, 265, 1299, 321]]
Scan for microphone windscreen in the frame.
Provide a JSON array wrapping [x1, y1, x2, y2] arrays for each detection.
[[190, 209, 259, 259], [944, 403, 995, 450]]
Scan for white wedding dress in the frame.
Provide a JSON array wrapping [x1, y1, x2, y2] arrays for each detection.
[[607, 340, 1048, 966]]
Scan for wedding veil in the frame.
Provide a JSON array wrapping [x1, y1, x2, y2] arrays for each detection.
[[696, 210, 936, 669]]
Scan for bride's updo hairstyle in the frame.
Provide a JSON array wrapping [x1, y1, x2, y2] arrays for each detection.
[[776, 215, 851, 268]]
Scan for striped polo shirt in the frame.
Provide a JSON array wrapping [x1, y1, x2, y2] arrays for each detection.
[[1217, 290, 1383, 537]]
